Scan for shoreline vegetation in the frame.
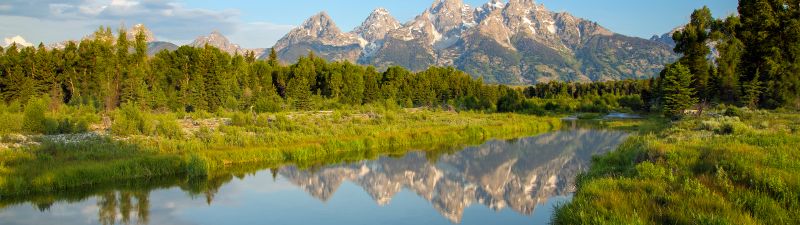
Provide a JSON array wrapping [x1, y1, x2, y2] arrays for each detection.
[[0, 107, 562, 197], [554, 109, 800, 224]]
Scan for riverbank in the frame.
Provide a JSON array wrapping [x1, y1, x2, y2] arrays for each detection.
[[553, 109, 800, 224], [0, 109, 561, 197]]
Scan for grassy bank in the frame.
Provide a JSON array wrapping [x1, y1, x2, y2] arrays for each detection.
[[553, 109, 800, 224], [0, 108, 561, 197]]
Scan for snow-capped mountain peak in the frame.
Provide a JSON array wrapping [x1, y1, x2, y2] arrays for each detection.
[[270, 0, 677, 84], [352, 8, 401, 42]]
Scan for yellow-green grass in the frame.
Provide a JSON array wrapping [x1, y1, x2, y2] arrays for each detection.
[[0, 109, 561, 197], [553, 110, 800, 224]]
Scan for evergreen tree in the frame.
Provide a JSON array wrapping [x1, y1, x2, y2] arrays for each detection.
[[363, 68, 380, 104], [267, 48, 279, 67], [340, 62, 364, 105], [661, 63, 698, 117], [737, 0, 799, 108], [741, 70, 763, 108], [711, 15, 744, 103], [286, 57, 314, 109], [673, 6, 713, 99]]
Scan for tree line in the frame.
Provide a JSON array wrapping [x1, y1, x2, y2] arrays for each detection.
[[0, 27, 514, 113], [655, 1, 799, 116]]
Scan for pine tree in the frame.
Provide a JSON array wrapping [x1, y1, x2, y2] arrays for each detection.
[[267, 48, 279, 67], [661, 63, 698, 117], [741, 70, 763, 108], [737, 0, 799, 108], [363, 68, 380, 104], [711, 15, 744, 103], [340, 62, 364, 105], [328, 70, 343, 99], [286, 57, 314, 109], [673, 6, 713, 99]]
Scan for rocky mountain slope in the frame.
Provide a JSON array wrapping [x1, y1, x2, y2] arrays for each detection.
[[650, 26, 683, 48], [271, 0, 677, 84], [278, 129, 629, 223], [189, 31, 266, 56]]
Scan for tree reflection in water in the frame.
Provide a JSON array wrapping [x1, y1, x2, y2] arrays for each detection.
[[96, 191, 149, 225], [1, 127, 627, 224]]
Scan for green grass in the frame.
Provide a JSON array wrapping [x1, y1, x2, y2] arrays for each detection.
[[553, 109, 800, 224], [0, 108, 561, 197]]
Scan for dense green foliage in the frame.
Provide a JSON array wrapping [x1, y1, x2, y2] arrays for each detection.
[[663, 1, 800, 110], [0, 27, 508, 116]]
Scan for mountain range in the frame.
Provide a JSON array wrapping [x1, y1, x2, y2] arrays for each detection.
[[31, 0, 678, 85], [270, 0, 677, 84]]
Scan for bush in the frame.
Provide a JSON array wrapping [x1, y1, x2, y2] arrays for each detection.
[[230, 112, 252, 127], [22, 98, 49, 134], [724, 106, 743, 117], [253, 96, 281, 113], [111, 104, 151, 136], [0, 110, 23, 134], [618, 95, 644, 111], [497, 91, 524, 112], [698, 116, 751, 135], [156, 117, 183, 139]]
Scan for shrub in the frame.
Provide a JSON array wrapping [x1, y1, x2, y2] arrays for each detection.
[[618, 95, 644, 111], [22, 98, 49, 134], [0, 112, 23, 134], [698, 116, 751, 135], [156, 117, 183, 139], [497, 91, 524, 112], [724, 106, 743, 117], [230, 112, 252, 127], [253, 97, 281, 113], [111, 104, 152, 136]]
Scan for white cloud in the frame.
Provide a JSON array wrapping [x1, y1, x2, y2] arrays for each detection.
[[0, 0, 247, 44], [3, 35, 34, 47]]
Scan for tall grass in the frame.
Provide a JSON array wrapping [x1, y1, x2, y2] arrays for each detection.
[[0, 108, 560, 197], [553, 109, 800, 224]]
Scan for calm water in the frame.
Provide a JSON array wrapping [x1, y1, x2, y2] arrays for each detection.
[[0, 127, 628, 225]]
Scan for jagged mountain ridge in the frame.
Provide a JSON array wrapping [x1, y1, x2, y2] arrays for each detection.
[[189, 31, 267, 56], [270, 0, 677, 84], [650, 26, 684, 48], [278, 129, 630, 223]]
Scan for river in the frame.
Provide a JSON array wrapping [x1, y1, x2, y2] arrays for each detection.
[[0, 127, 629, 225]]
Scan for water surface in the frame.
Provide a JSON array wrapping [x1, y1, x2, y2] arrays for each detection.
[[0, 128, 628, 225]]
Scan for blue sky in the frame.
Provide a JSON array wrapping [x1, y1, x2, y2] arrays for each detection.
[[0, 0, 737, 49]]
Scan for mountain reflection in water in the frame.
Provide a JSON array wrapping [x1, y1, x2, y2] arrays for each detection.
[[0, 128, 628, 225], [279, 128, 628, 223]]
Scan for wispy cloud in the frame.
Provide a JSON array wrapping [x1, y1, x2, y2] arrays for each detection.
[[0, 0, 287, 47]]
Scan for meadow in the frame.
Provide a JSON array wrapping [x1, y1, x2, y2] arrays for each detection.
[[553, 108, 800, 224]]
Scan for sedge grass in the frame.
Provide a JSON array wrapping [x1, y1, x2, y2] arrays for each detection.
[[553, 110, 800, 224], [0, 109, 561, 197]]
